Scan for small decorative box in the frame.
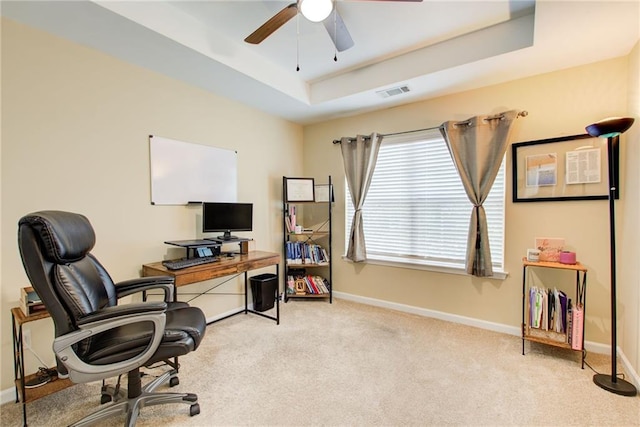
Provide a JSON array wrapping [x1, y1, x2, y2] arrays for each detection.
[[559, 251, 577, 265]]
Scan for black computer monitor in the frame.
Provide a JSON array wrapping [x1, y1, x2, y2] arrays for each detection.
[[202, 202, 253, 241]]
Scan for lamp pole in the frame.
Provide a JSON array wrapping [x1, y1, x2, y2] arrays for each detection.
[[587, 117, 637, 396]]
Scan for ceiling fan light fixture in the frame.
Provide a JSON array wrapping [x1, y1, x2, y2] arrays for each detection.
[[299, 0, 334, 22]]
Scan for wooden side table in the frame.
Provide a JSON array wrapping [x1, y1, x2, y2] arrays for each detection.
[[11, 307, 73, 426], [521, 259, 588, 367]]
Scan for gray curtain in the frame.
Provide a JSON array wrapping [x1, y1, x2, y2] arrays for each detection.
[[341, 133, 383, 262], [440, 110, 518, 277]]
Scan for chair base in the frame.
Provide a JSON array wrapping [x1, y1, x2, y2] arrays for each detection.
[[71, 369, 199, 427], [101, 380, 127, 404]]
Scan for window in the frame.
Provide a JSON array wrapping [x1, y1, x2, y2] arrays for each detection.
[[345, 129, 505, 273]]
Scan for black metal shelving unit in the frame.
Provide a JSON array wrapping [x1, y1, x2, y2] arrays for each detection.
[[282, 176, 332, 303]]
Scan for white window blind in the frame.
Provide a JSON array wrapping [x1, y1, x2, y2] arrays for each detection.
[[345, 129, 505, 270]]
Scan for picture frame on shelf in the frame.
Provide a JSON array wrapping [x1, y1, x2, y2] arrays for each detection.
[[295, 277, 307, 295], [314, 184, 334, 202], [285, 177, 315, 202], [512, 133, 617, 202]]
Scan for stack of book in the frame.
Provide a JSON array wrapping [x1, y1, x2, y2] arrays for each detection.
[[285, 205, 297, 232], [285, 242, 329, 265], [286, 272, 330, 295], [20, 287, 46, 316], [528, 286, 583, 349]]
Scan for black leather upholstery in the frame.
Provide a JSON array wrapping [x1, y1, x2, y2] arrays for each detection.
[[18, 210, 206, 425]]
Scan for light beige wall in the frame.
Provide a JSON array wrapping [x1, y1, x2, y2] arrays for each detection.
[[0, 18, 303, 390], [619, 40, 640, 378], [304, 57, 631, 351]]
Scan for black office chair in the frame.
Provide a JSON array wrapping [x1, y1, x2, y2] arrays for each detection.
[[18, 210, 207, 426]]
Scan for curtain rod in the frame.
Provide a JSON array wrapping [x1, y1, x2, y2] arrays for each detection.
[[332, 110, 528, 144]]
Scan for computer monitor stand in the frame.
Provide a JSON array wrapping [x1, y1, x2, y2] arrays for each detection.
[[217, 231, 237, 241]]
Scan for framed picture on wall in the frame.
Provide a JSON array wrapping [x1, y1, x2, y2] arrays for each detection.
[[512, 133, 617, 202]]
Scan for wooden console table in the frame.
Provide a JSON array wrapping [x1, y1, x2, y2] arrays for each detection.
[[142, 250, 281, 324]]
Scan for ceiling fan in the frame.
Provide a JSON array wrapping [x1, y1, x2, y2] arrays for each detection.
[[245, 0, 423, 52]]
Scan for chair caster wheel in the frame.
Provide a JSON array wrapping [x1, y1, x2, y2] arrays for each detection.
[[100, 394, 112, 404], [170, 376, 179, 387], [189, 403, 200, 417]]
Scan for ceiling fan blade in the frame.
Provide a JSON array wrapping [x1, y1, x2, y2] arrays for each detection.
[[245, 3, 298, 45], [323, 9, 354, 52]]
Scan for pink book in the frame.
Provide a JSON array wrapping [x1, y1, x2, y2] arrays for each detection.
[[571, 304, 584, 350]]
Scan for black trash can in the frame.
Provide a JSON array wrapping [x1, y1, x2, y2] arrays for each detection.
[[250, 273, 278, 312]]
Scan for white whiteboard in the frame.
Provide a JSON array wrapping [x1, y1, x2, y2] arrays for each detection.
[[149, 135, 237, 205]]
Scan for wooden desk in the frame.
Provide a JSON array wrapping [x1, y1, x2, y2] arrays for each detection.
[[142, 250, 281, 324]]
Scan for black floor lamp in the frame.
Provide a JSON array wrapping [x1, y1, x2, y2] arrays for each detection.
[[585, 116, 637, 397]]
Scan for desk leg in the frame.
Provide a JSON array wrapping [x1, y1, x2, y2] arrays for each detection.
[[205, 264, 280, 325], [276, 264, 280, 325], [244, 272, 249, 314]]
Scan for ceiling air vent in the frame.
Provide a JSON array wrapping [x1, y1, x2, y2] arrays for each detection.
[[376, 85, 410, 98]]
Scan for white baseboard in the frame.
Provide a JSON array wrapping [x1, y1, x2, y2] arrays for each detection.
[[1, 387, 16, 406], [334, 291, 521, 336], [618, 346, 640, 389], [204, 304, 249, 324], [333, 291, 639, 389]]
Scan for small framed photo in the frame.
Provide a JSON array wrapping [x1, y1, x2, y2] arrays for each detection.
[[512, 134, 616, 202], [285, 178, 315, 202], [314, 184, 334, 203]]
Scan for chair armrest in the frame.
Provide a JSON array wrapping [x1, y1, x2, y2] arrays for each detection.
[[77, 302, 167, 325], [53, 304, 167, 384], [115, 276, 175, 302]]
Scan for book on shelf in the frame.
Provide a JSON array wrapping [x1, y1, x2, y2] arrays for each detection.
[[528, 286, 573, 338], [285, 242, 329, 265], [286, 271, 330, 295], [20, 286, 46, 316], [285, 205, 298, 232], [286, 275, 296, 295], [307, 276, 319, 294], [313, 276, 330, 293], [570, 303, 584, 350], [567, 299, 572, 342]]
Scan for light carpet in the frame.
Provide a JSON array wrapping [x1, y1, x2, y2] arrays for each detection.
[[2, 298, 639, 426]]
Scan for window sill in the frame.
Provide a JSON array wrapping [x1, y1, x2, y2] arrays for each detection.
[[341, 254, 508, 280]]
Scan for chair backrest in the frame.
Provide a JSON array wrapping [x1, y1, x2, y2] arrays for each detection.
[[18, 211, 118, 340]]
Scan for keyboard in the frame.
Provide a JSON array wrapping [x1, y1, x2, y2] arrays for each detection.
[[162, 256, 219, 270]]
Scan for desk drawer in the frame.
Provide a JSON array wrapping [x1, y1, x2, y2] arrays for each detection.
[[174, 265, 238, 286]]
